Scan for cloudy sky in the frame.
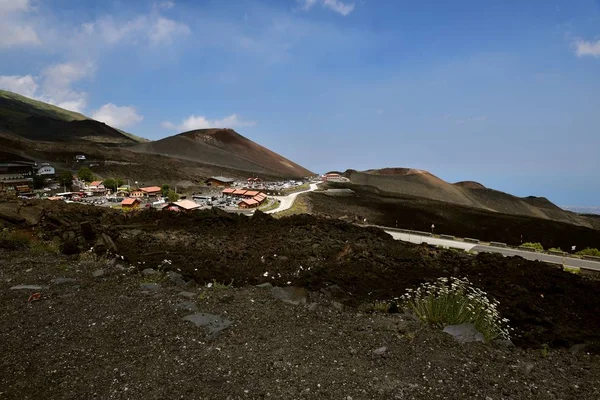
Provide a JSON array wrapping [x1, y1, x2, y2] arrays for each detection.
[[1, 0, 599, 205]]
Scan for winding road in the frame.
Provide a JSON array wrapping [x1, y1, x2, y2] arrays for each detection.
[[386, 231, 600, 272], [265, 183, 320, 214]]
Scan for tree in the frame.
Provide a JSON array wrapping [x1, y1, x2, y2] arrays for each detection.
[[115, 178, 124, 188], [58, 171, 73, 190], [161, 184, 170, 198], [167, 190, 179, 202], [103, 178, 117, 192], [32, 174, 45, 190], [77, 167, 94, 182]]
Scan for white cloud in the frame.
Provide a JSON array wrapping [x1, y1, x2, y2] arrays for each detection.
[[162, 114, 256, 131], [323, 0, 355, 16], [0, 75, 38, 97], [83, 14, 190, 47], [298, 0, 318, 11], [0, 0, 31, 15], [36, 61, 96, 112], [156, 1, 175, 10], [0, 0, 40, 48], [150, 17, 191, 45], [574, 39, 600, 58], [92, 103, 144, 129], [297, 0, 355, 16], [0, 61, 95, 113]]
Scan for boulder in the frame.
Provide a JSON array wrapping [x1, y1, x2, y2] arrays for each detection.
[[443, 323, 485, 343], [183, 313, 232, 338], [271, 286, 308, 306]]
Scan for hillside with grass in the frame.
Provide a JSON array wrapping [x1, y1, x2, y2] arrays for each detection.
[[0, 90, 147, 145]]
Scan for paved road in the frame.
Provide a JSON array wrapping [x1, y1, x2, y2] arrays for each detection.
[[265, 183, 320, 214], [386, 231, 600, 272]]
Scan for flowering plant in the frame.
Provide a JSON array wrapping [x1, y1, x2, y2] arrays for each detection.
[[400, 277, 511, 341]]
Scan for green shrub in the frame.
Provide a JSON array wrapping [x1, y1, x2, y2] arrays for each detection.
[[521, 242, 544, 251], [548, 247, 563, 252], [576, 248, 600, 257], [401, 277, 511, 341], [0, 230, 32, 250]]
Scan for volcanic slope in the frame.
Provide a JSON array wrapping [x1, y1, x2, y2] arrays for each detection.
[[344, 168, 596, 228], [130, 128, 313, 178], [0, 90, 147, 145]]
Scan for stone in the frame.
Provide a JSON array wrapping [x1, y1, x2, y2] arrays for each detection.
[[176, 301, 198, 312], [256, 282, 273, 289], [443, 323, 485, 343], [520, 362, 535, 375], [18, 205, 43, 225], [166, 271, 186, 287], [320, 284, 343, 296], [373, 346, 388, 356], [179, 291, 196, 299], [271, 286, 308, 306], [331, 301, 345, 311], [569, 343, 588, 355], [92, 269, 105, 278], [140, 283, 161, 291], [142, 268, 158, 276], [183, 313, 232, 337], [51, 278, 77, 285], [10, 285, 46, 290], [493, 339, 516, 348], [100, 233, 117, 252], [166, 271, 183, 280]]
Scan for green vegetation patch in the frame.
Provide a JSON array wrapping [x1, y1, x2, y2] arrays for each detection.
[[521, 242, 544, 251], [401, 277, 512, 341]]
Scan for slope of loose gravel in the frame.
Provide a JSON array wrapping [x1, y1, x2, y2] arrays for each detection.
[[1, 250, 598, 400]]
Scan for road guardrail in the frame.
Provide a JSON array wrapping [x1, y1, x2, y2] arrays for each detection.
[[464, 238, 480, 244], [440, 234, 455, 240], [548, 250, 567, 256], [518, 246, 538, 252], [490, 241, 508, 248], [583, 255, 600, 261]]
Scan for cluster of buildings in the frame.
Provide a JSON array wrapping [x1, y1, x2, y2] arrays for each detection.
[[321, 173, 348, 182], [221, 188, 268, 209], [0, 160, 56, 196]]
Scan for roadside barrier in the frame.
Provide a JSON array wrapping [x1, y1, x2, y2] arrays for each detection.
[[490, 241, 508, 248], [518, 246, 538, 252], [464, 238, 480, 244], [440, 234, 455, 240]]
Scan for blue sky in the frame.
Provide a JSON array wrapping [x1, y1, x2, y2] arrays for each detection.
[[1, 0, 599, 205]]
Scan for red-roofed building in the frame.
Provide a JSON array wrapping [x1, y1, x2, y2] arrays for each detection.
[[140, 186, 162, 197], [121, 198, 141, 209], [232, 189, 247, 197], [243, 190, 259, 198], [222, 188, 235, 195], [164, 199, 201, 212], [88, 180, 107, 194], [238, 198, 259, 209]]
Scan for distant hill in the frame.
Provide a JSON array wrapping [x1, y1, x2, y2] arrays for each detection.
[[344, 168, 598, 229], [0, 90, 147, 145], [130, 128, 313, 178]]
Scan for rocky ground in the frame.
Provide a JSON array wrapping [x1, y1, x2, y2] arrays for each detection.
[[1, 250, 599, 400], [1, 200, 600, 399]]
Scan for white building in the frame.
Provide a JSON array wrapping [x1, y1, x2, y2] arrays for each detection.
[[36, 165, 55, 176]]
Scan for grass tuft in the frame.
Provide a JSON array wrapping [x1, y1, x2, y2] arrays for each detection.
[[400, 276, 511, 341]]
